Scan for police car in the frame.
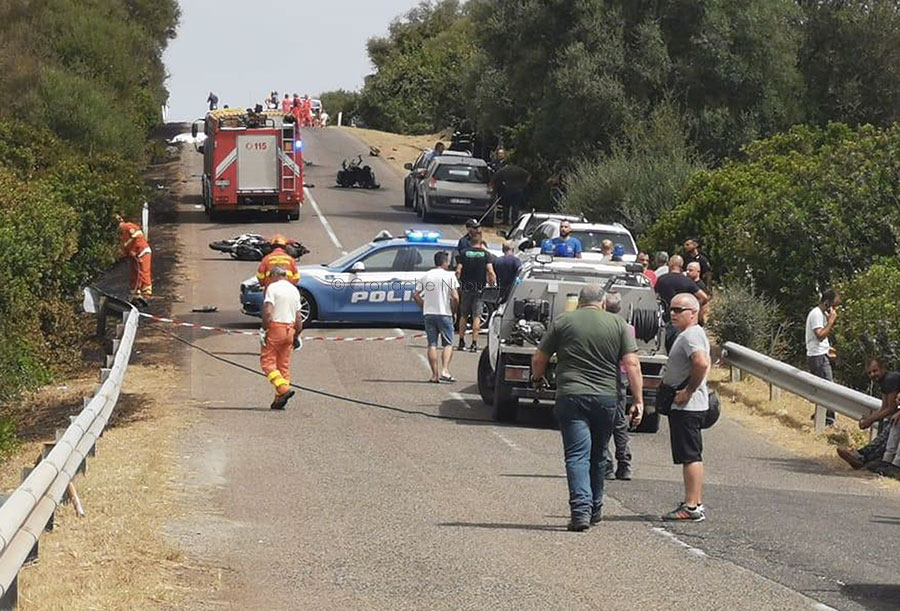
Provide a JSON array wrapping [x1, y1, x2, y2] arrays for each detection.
[[240, 230, 498, 325]]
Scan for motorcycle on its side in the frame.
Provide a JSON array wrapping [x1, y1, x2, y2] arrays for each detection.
[[209, 234, 310, 261], [336, 155, 380, 189]]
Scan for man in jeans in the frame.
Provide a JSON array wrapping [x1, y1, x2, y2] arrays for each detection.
[[414, 251, 460, 383], [806, 289, 840, 426], [532, 285, 644, 532], [662, 293, 711, 522], [602, 292, 633, 481]]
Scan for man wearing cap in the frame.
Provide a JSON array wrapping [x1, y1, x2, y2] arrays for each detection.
[[457, 219, 487, 254], [540, 220, 582, 258], [257, 234, 300, 291], [261, 266, 302, 410]]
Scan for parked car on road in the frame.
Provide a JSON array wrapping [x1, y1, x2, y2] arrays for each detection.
[[415, 156, 494, 224], [403, 149, 470, 209], [505, 211, 587, 243], [520, 220, 638, 262]]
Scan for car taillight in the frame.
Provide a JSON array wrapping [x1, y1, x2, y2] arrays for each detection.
[[428, 178, 437, 190]]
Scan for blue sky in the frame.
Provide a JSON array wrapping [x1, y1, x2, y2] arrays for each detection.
[[163, 0, 422, 121]]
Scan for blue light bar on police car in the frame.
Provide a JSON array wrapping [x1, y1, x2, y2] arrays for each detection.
[[405, 230, 440, 242], [294, 140, 303, 152]]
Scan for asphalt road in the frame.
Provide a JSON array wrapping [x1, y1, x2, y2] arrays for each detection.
[[165, 127, 900, 610]]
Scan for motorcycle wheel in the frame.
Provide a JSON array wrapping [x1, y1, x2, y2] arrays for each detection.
[[209, 241, 232, 252]]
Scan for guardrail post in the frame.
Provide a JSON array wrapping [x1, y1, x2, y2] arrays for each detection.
[[814, 406, 827, 433], [769, 383, 782, 402], [0, 573, 17, 610], [95, 296, 108, 338], [730, 366, 742, 383]]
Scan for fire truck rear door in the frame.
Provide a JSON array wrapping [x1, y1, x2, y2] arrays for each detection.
[[236, 134, 277, 191]]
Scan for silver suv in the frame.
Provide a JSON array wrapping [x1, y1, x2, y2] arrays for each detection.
[[476, 257, 666, 431]]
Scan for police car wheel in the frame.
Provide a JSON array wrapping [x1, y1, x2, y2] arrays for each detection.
[[299, 289, 316, 323]]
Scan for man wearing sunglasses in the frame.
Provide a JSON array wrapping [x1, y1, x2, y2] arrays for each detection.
[[662, 293, 711, 522]]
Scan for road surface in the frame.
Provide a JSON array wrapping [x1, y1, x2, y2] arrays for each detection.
[[164, 127, 900, 610]]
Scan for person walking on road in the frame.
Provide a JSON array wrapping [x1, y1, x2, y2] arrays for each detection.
[[601, 292, 633, 481], [531, 285, 644, 532], [662, 293, 711, 522], [207, 92, 218, 111], [837, 358, 900, 471], [115, 213, 152, 308], [257, 234, 300, 291], [414, 251, 460, 383], [490, 160, 530, 225], [806, 289, 840, 427], [261, 267, 302, 410], [456, 233, 496, 353]]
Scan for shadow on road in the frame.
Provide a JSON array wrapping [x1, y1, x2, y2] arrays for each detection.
[[437, 521, 566, 532], [839, 583, 900, 611], [749, 455, 860, 478]]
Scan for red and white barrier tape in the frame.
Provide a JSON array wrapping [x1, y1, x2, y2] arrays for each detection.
[[139, 312, 429, 342]]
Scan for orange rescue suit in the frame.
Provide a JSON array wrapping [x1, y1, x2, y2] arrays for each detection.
[[118, 221, 152, 300], [256, 247, 300, 289]]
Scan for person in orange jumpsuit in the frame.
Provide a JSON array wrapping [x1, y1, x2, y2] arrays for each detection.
[[115, 213, 152, 307], [257, 234, 300, 290], [291, 94, 303, 125], [301, 95, 313, 127], [281, 93, 291, 113], [260, 266, 302, 409]]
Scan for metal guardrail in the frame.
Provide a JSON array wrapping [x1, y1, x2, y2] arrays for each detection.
[[721, 341, 880, 430], [0, 287, 139, 608]]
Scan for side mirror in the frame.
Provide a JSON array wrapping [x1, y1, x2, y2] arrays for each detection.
[[191, 122, 199, 139], [404, 163, 413, 170], [350, 261, 366, 273], [519, 239, 534, 251]]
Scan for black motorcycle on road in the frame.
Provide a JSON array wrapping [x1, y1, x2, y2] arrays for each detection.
[[336, 155, 380, 189], [209, 234, 310, 261]]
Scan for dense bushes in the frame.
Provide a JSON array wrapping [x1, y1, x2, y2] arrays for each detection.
[[643, 123, 900, 360], [834, 259, 900, 389], [0, 0, 178, 404], [707, 284, 789, 360]]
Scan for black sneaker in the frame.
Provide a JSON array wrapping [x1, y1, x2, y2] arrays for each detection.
[[615, 467, 633, 481], [604, 469, 615, 481], [457, 340, 466, 351], [567, 515, 591, 532], [270, 389, 295, 410], [468, 342, 478, 353], [590, 508, 602, 525]]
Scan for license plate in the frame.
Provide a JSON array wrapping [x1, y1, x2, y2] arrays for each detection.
[[449, 198, 471, 204]]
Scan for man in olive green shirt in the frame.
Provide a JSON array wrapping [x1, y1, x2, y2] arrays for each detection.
[[532, 285, 644, 532]]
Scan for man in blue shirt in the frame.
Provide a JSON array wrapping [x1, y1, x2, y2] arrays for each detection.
[[541, 220, 582, 258], [493, 240, 523, 301]]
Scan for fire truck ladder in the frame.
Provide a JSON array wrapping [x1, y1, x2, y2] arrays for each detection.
[[281, 124, 296, 192]]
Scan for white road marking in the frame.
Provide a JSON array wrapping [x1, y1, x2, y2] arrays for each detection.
[[491, 428, 520, 450], [651, 526, 707, 557], [812, 604, 838, 611], [304, 186, 344, 254], [417, 353, 432, 373]]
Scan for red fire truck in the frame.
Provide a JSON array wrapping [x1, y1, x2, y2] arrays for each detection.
[[194, 108, 303, 221]]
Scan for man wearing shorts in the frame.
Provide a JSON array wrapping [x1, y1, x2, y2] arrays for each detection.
[[456, 233, 496, 352], [414, 251, 460, 383], [662, 293, 711, 522]]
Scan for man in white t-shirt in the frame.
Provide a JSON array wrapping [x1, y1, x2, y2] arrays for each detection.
[[413, 251, 460, 383], [261, 267, 303, 409], [805, 289, 839, 426]]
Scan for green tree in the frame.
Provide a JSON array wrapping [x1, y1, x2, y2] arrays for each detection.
[[643, 123, 900, 356]]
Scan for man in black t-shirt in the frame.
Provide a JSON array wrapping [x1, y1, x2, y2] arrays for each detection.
[[455, 233, 496, 352], [683, 238, 712, 286], [491, 163, 530, 225], [655, 255, 709, 350], [493, 240, 522, 301], [837, 358, 900, 470]]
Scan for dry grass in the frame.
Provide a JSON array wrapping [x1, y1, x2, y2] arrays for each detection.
[[710, 365, 900, 488], [341, 126, 445, 179], [12, 358, 220, 610]]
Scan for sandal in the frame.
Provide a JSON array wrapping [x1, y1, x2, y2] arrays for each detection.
[[440, 374, 456, 383]]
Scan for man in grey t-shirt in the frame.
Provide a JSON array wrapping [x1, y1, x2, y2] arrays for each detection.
[[661, 293, 711, 522]]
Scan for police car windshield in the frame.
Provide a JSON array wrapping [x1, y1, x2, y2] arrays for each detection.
[[572, 231, 637, 254], [326, 243, 372, 269], [433, 164, 489, 184]]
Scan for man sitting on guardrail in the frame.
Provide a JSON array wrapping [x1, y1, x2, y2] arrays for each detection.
[[837, 358, 900, 471], [805, 289, 840, 427]]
